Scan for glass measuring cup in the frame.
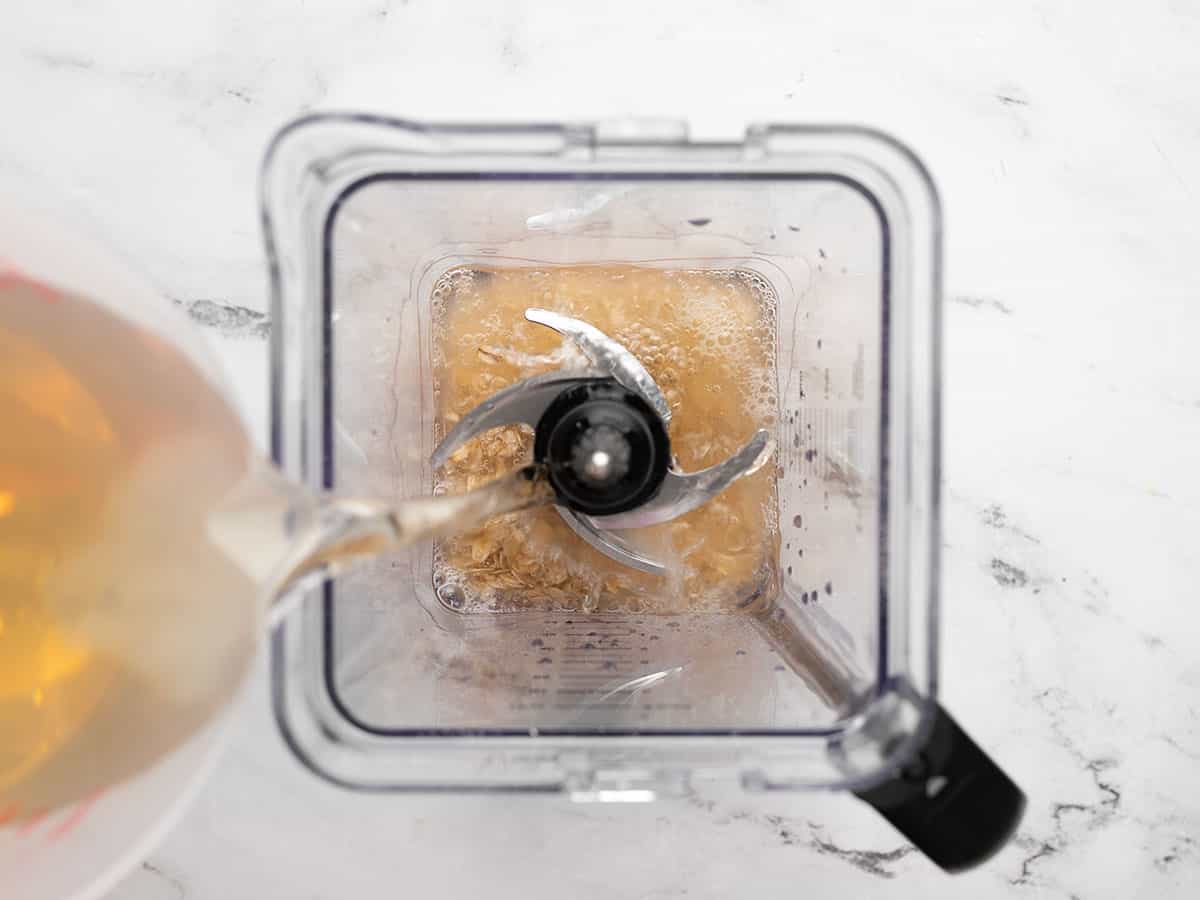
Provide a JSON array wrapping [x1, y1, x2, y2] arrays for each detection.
[[0, 189, 551, 827]]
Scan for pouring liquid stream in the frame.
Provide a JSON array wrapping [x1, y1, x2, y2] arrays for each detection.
[[221, 462, 556, 627]]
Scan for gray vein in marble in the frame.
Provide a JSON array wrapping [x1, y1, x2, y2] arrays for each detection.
[[955, 499, 1154, 889], [684, 792, 912, 878], [981, 504, 1041, 544], [991, 86, 1034, 137], [1160, 733, 1200, 762], [23, 49, 95, 71], [174, 298, 270, 338], [500, 35, 527, 71], [950, 294, 1014, 315], [374, 0, 411, 17], [991, 557, 1031, 588], [141, 861, 186, 899], [1006, 685, 1130, 887], [1151, 139, 1195, 197], [20, 47, 314, 122], [1010, 839, 1057, 886], [1155, 834, 1197, 873], [807, 832, 915, 878], [958, 488, 1193, 852]]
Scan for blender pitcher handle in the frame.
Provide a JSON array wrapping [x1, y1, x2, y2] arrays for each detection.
[[853, 702, 1026, 873]]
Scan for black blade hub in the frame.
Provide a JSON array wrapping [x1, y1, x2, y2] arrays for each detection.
[[533, 378, 670, 516]]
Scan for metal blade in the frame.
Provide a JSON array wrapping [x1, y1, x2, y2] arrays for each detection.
[[431, 374, 596, 469], [588, 429, 774, 530], [524, 308, 672, 426], [555, 507, 667, 575]]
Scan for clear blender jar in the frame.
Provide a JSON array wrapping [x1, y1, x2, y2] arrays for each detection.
[[264, 115, 1024, 871]]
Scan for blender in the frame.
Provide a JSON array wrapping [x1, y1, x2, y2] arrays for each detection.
[[264, 114, 1025, 872]]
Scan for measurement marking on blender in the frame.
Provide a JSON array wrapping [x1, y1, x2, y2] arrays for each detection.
[[558, 663, 637, 670], [560, 649, 633, 656], [557, 683, 638, 690], [561, 628, 639, 635], [557, 673, 636, 681], [562, 650, 634, 656]]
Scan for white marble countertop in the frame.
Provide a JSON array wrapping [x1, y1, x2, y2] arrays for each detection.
[[5, 0, 1200, 896]]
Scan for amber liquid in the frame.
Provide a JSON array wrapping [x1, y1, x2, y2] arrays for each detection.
[[0, 278, 260, 818], [432, 265, 780, 614]]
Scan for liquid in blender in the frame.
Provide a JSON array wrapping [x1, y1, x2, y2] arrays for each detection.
[[431, 265, 780, 615]]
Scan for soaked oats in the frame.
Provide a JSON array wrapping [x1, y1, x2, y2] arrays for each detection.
[[432, 265, 779, 614]]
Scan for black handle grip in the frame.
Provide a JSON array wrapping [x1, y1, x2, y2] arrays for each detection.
[[853, 702, 1025, 873]]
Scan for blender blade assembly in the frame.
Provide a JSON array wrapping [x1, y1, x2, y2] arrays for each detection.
[[431, 308, 774, 574]]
